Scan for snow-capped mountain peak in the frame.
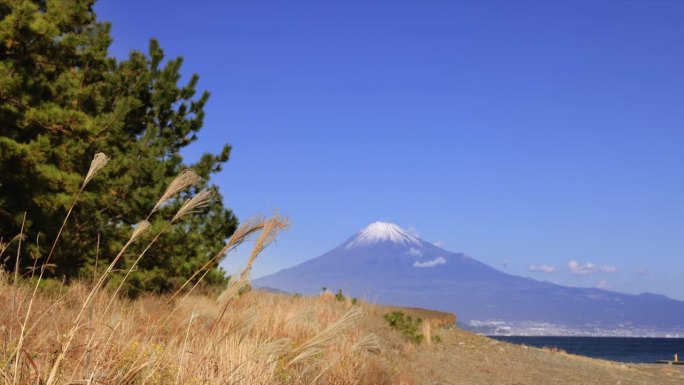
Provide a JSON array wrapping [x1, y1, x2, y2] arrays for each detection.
[[345, 222, 421, 249], [255, 222, 684, 337]]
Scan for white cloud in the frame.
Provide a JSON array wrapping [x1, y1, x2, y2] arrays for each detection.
[[414, 257, 447, 268], [406, 247, 423, 257], [407, 226, 421, 238], [597, 280, 610, 289], [433, 241, 445, 248], [633, 268, 650, 276], [568, 260, 617, 276], [528, 264, 556, 273], [568, 260, 595, 275]]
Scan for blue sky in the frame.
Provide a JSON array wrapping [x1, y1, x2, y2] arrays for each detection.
[[96, 1, 684, 299]]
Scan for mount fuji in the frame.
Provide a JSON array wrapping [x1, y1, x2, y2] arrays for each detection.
[[254, 222, 684, 336]]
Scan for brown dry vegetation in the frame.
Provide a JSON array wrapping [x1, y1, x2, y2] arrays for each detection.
[[0, 276, 393, 384], [3, 276, 684, 385]]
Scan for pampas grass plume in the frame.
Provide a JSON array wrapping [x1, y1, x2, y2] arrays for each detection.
[[239, 215, 290, 281], [288, 306, 363, 366], [129, 220, 151, 243], [152, 169, 203, 213], [172, 189, 214, 222], [351, 333, 382, 353], [82, 152, 109, 188]]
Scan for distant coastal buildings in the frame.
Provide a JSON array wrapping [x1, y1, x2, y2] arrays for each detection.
[[467, 320, 684, 338]]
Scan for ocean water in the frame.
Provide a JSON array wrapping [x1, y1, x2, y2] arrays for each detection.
[[490, 336, 684, 363]]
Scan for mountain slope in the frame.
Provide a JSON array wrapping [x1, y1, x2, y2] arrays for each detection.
[[254, 222, 684, 335]]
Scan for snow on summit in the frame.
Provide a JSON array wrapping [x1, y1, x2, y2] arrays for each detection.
[[345, 222, 421, 249]]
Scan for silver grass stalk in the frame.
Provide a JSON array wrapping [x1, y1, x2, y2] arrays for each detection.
[[23, 152, 108, 385], [239, 215, 290, 281], [238, 308, 258, 338], [167, 216, 269, 303], [0, 242, 8, 259], [152, 169, 202, 213], [45, 218, 151, 385], [172, 189, 214, 222], [288, 306, 363, 366], [82, 152, 109, 188], [129, 220, 151, 243], [216, 275, 249, 305], [351, 333, 382, 353], [307, 333, 382, 385], [258, 339, 291, 360], [12, 233, 27, 242], [209, 214, 290, 331], [225, 216, 267, 250]]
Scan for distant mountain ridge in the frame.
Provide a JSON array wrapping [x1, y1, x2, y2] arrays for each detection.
[[254, 222, 684, 336]]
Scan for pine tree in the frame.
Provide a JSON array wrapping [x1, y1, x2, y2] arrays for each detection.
[[0, 0, 237, 293]]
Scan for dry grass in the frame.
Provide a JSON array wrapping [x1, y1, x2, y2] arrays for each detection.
[[0, 277, 393, 384], [0, 156, 393, 384], [540, 345, 567, 354]]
